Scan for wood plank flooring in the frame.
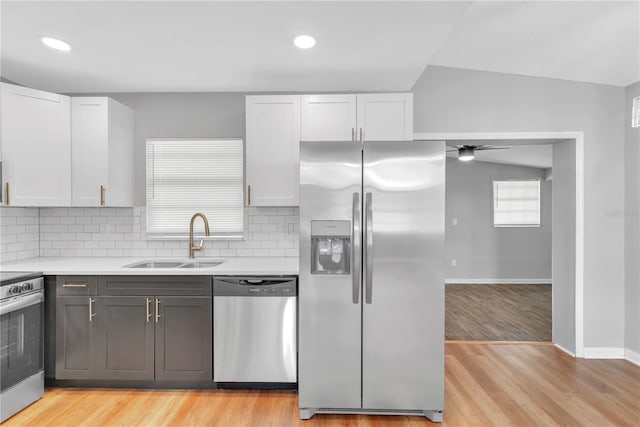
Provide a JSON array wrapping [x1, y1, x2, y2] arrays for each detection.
[[446, 284, 552, 341], [5, 343, 639, 426]]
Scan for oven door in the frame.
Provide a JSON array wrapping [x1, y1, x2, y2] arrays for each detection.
[[0, 292, 44, 393]]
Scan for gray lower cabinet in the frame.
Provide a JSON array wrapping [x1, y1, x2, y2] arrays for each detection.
[[54, 276, 213, 383], [94, 296, 154, 380], [55, 296, 94, 379], [155, 297, 212, 381]]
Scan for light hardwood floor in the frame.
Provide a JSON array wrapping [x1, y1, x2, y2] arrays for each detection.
[[446, 284, 552, 341], [5, 343, 639, 426]]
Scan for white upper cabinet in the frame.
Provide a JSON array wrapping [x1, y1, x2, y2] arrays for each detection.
[[246, 95, 301, 206], [356, 93, 413, 141], [71, 97, 135, 207], [301, 93, 413, 142], [301, 94, 357, 141], [1, 83, 71, 206]]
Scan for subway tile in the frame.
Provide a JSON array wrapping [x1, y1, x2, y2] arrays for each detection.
[[60, 216, 76, 225]]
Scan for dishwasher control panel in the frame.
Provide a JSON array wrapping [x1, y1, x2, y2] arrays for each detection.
[[213, 276, 297, 297]]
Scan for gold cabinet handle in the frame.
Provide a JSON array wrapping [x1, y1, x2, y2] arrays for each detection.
[[247, 184, 251, 206], [4, 182, 9, 206], [89, 298, 96, 322], [100, 185, 105, 206], [155, 298, 161, 323], [359, 127, 363, 142], [352, 128, 355, 141], [146, 297, 151, 322], [62, 282, 88, 288]]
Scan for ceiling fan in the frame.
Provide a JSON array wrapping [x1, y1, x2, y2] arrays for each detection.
[[446, 144, 511, 161]]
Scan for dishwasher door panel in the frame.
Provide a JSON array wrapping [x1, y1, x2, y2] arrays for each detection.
[[213, 296, 296, 382]]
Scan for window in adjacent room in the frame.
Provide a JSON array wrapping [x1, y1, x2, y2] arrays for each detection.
[[146, 138, 244, 238], [492, 179, 541, 227]]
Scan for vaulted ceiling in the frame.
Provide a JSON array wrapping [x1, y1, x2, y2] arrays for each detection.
[[1, 1, 638, 93]]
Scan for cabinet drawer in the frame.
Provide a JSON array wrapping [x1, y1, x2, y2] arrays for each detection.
[[56, 276, 98, 295], [98, 276, 212, 296]]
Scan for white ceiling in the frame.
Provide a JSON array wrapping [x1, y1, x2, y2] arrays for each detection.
[[1, 1, 638, 93], [446, 143, 553, 169]]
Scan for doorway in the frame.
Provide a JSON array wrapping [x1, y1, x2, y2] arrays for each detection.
[[417, 132, 583, 354]]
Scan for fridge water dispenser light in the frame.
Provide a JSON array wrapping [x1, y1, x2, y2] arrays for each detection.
[[310, 220, 351, 275]]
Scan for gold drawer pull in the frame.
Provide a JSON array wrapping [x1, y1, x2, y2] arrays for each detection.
[[62, 283, 88, 288]]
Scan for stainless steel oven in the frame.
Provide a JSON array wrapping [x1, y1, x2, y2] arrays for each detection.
[[0, 272, 44, 422]]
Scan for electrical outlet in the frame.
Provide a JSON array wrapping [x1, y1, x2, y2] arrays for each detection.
[[451, 259, 457, 267], [452, 218, 458, 226]]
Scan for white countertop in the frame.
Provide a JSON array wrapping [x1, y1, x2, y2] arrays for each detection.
[[0, 257, 299, 276]]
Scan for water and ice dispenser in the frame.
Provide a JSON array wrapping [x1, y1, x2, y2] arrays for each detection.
[[310, 220, 351, 275]]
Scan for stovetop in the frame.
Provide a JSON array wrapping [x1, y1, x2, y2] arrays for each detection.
[[0, 271, 44, 286]]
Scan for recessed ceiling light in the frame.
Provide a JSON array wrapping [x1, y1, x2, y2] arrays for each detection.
[[41, 36, 71, 52], [294, 35, 316, 49]]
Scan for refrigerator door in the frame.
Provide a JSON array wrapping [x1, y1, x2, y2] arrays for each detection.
[[362, 140, 445, 411], [299, 141, 363, 410]]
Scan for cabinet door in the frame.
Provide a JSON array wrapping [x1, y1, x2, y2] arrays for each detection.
[[1, 83, 71, 206], [301, 94, 356, 141], [155, 296, 212, 381], [356, 93, 413, 141], [246, 95, 301, 206], [55, 296, 94, 379], [93, 296, 154, 380], [71, 97, 109, 206]]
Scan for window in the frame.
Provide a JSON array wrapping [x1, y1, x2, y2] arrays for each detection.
[[146, 139, 244, 237], [493, 180, 540, 227]]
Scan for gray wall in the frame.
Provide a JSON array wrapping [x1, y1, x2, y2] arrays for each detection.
[[552, 141, 576, 353], [413, 65, 626, 350], [625, 82, 640, 355], [445, 158, 551, 281], [103, 93, 246, 206]]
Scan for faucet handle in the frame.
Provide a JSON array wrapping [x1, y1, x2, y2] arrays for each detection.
[[193, 239, 205, 252]]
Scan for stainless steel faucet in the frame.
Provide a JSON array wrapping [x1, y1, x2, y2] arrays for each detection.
[[189, 212, 210, 259]]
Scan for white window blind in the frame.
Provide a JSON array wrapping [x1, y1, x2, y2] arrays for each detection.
[[146, 139, 244, 236], [493, 180, 541, 227]]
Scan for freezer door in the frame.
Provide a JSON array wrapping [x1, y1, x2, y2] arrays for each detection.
[[299, 141, 362, 409], [362, 140, 445, 411]]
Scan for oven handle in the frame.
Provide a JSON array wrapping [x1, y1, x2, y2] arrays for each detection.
[[0, 292, 44, 315]]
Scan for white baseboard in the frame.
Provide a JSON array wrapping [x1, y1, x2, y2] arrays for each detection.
[[583, 347, 625, 359], [624, 348, 640, 366], [554, 343, 576, 357], [445, 278, 552, 285]]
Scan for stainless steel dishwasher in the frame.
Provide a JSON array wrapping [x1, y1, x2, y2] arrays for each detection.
[[213, 276, 297, 385]]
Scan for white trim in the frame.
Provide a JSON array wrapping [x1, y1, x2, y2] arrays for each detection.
[[583, 348, 625, 359], [445, 279, 551, 285], [554, 343, 576, 357], [624, 348, 640, 366], [416, 131, 585, 358], [575, 133, 585, 357]]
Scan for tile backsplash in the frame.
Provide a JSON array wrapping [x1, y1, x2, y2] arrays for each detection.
[[0, 206, 299, 260], [0, 207, 40, 262]]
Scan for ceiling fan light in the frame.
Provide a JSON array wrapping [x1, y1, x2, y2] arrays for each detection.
[[458, 146, 475, 161]]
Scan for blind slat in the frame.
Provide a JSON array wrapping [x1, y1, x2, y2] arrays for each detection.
[[146, 139, 244, 234]]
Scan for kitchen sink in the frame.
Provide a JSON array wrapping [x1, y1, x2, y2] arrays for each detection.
[[179, 261, 224, 269], [125, 261, 184, 268], [123, 259, 225, 269]]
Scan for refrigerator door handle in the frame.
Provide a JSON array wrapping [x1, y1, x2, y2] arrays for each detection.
[[352, 192, 361, 304], [364, 192, 373, 304]]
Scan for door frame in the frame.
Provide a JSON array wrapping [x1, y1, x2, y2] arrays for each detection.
[[414, 131, 584, 357]]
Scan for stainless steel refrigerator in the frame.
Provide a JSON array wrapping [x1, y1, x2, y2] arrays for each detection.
[[298, 140, 445, 422]]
